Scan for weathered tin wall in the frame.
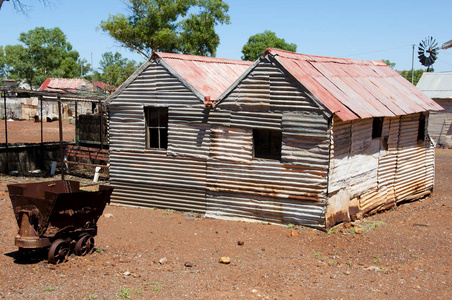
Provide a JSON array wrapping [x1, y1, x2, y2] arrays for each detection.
[[394, 113, 434, 202], [428, 99, 452, 147], [327, 113, 435, 226], [109, 62, 208, 211], [206, 59, 330, 228]]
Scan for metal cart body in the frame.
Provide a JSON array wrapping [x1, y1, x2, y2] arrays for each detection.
[[8, 180, 113, 263]]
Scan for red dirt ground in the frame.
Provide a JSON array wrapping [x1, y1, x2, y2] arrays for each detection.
[[0, 121, 450, 299]]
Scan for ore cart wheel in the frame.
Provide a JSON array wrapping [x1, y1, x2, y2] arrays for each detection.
[[48, 239, 70, 264], [75, 234, 95, 256]]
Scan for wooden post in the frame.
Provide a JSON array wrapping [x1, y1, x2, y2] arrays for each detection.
[[58, 97, 65, 180], [99, 99, 103, 150], [39, 96, 43, 144], [3, 91, 8, 174], [75, 100, 78, 145]]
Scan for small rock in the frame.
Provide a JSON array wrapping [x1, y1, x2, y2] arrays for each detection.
[[219, 257, 231, 264], [123, 271, 131, 276], [104, 213, 113, 218], [237, 240, 244, 246], [354, 228, 364, 234], [343, 223, 352, 229], [365, 266, 381, 272], [289, 230, 299, 237], [184, 261, 193, 267], [159, 257, 167, 265]]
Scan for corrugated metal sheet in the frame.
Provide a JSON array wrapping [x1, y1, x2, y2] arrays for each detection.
[[205, 192, 326, 227], [417, 72, 452, 146], [207, 59, 330, 228], [168, 122, 211, 159], [110, 152, 207, 212], [428, 100, 452, 146], [108, 60, 210, 210], [38, 78, 100, 93], [327, 113, 435, 223], [155, 52, 252, 100], [394, 113, 433, 202], [210, 126, 253, 162], [328, 117, 379, 198], [417, 72, 452, 99], [266, 48, 443, 121], [219, 59, 320, 112]]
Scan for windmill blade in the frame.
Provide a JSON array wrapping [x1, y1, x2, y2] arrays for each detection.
[[431, 53, 437, 61], [419, 56, 426, 66]]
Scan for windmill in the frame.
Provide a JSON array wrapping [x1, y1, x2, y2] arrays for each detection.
[[418, 36, 439, 72]]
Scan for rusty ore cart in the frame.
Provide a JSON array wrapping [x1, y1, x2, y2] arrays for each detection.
[[8, 180, 113, 264]]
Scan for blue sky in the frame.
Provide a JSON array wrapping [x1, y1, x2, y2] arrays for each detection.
[[1, 0, 451, 74]]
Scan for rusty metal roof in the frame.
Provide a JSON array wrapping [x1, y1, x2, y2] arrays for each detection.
[[155, 52, 253, 100], [39, 78, 88, 93], [266, 48, 443, 121]]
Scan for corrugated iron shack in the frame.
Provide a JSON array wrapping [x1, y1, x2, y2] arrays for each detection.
[[417, 72, 452, 147], [107, 49, 442, 229]]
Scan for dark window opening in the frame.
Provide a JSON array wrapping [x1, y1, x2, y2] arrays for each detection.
[[418, 114, 426, 142], [253, 129, 282, 160], [145, 107, 168, 149], [372, 117, 384, 139]]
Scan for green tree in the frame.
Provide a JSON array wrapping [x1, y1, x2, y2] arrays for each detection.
[[99, 0, 230, 58], [93, 52, 138, 87], [382, 59, 396, 69], [381, 59, 426, 85], [0, 46, 6, 78], [399, 69, 425, 86], [2, 27, 87, 88], [241, 30, 297, 61], [3, 44, 35, 86]]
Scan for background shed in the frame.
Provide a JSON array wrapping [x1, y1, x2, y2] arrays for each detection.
[[417, 72, 452, 147]]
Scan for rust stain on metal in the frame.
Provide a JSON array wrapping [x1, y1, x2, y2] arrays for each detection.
[[266, 48, 443, 121], [155, 52, 253, 100]]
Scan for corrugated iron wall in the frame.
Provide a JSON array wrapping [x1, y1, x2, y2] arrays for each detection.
[[206, 59, 330, 228], [394, 113, 434, 202], [327, 113, 435, 224], [109, 63, 208, 211]]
